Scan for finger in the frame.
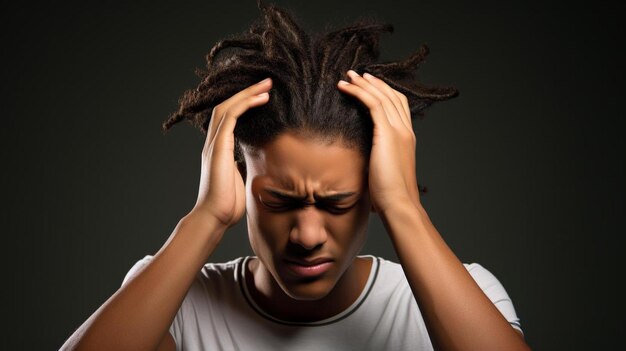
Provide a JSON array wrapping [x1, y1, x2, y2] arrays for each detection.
[[214, 91, 269, 151], [358, 73, 419, 207], [363, 72, 412, 130], [337, 79, 391, 129], [204, 90, 270, 159], [208, 77, 272, 144], [392, 90, 412, 128], [222, 77, 273, 110], [347, 70, 405, 129], [206, 78, 272, 147]]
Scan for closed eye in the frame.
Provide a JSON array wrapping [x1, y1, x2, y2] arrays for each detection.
[[262, 202, 292, 210], [324, 205, 353, 215], [261, 201, 354, 214]]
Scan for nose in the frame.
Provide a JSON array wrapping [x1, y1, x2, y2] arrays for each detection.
[[289, 205, 328, 250]]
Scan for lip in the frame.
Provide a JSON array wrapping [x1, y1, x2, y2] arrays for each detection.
[[283, 257, 334, 278]]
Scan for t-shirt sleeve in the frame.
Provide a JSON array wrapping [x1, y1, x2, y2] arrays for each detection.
[[121, 255, 183, 351], [465, 263, 524, 336]]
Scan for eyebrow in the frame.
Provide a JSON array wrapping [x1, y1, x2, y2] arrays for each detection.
[[263, 188, 358, 202]]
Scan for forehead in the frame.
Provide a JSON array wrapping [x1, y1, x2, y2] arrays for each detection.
[[243, 132, 366, 188]]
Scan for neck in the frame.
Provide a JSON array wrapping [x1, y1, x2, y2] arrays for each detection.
[[246, 256, 372, 323]]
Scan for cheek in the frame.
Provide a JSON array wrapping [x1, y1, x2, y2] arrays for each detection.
[[246, 195, 291, 250], [329, 202, 370, 248], [325, 210, 365, 236]]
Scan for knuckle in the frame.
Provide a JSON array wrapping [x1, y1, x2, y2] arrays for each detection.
[[219, 108, 230, 121], [400, 130, 415, 142], [399, 93, 408, 104], [212, 105, 223, 117], [248, 94, 262, 103], [373, 100, 384, 110], [393, 90, 406, 101]]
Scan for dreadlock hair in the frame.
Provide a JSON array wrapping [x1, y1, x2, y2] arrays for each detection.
[[161, 0, 458, 194]]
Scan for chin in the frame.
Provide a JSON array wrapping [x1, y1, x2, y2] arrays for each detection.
[[277, 275, 337, 301]]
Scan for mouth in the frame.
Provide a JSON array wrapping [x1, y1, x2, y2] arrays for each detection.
[[283, 257, 334, 278]]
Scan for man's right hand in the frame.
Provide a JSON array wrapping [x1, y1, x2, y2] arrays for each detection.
[[191, 77, 272, 229]]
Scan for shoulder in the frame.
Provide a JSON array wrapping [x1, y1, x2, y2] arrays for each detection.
[[374, 258, 523, 335], [122, 254, 245, 288], [462, 262, 511, 298], [370, 256, 412, 295], [375, 256, 406, 280], [372, 258, 508, 297], [122, 254, 155, 285], [200, 257, 243, 280], [374, 257, 488, 280]]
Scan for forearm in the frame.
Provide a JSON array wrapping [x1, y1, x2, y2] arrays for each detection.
[[61, 211, 226, 351], [379, 203, 530, 351]]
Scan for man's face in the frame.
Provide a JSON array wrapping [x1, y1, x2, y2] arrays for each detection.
[[243, 131, 371, 301]]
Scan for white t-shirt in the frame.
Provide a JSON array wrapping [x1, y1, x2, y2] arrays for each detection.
[[122, 255, 523, 351]]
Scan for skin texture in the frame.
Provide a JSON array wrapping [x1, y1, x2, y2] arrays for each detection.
[[58, 78, 275, 351], [60, 73, 531, 351], [242, 132, 373, 321], [335, 70, 530, 350]]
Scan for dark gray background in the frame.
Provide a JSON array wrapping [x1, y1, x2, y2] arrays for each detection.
[[2, 0, 623, 350]]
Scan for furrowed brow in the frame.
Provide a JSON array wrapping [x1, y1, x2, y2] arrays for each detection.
[[315, 192, 358, 202], [264, 188, 357, 202], [264, 189, 307, 202]]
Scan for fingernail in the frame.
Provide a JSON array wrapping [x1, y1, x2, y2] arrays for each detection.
[[347, 70, 359, 77], [259, 77, 271, 84], [338, 80, 350, 85], [363, 72, 375, 79]]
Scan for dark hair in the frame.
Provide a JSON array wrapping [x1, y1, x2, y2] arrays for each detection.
[[162, 0, 458, 192]]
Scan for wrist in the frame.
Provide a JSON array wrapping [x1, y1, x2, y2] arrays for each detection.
[[379, 200, 412, 219], [377, 194, 415, 215], [153, 210, 227, 274], [181, 208, 228, 238], [379, 199, 430, 225], [176, 209, 228, 254]]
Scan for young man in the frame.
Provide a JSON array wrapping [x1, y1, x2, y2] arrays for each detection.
[[61, 2, 529, 350]]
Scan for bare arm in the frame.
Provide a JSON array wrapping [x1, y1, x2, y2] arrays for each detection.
[[60, 212, 226, 351], [60, 77, 274, 351], [380, 203, 531, 351], [337, 70, 530, 350]]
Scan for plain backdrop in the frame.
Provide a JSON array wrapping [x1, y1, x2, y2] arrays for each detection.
[[2, 0, 623, 350]]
